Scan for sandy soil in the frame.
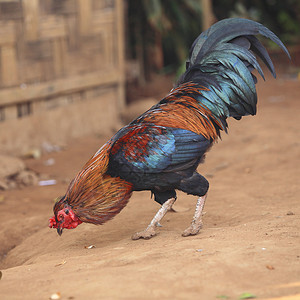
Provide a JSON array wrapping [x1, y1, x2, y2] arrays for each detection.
[[0, 73, 299, 300]]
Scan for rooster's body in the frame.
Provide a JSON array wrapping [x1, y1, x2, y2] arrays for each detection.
[[49, 18, 290, 239]]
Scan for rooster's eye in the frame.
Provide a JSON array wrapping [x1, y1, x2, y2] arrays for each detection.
[[65, 209, 69, 215]]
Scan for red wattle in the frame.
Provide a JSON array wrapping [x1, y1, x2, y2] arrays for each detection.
[[49, 216, 57, 228]]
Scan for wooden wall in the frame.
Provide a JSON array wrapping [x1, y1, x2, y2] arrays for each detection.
[[0, 0, 125, 154]]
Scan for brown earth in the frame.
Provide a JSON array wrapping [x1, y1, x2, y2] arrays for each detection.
[[0, 72, 299, 300]]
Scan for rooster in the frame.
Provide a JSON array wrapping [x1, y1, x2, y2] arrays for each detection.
[[49, 18, 290, 239]]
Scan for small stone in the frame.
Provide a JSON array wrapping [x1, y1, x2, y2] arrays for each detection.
[[266, 265, 275, 270], [22, 149, 41, 159], [50, 292, 61, 300], [0, 180, 8, 190], [44, 158, 56, 166], [0, 155, 25, 178], [84, 245, 96, 249], [287, 211, 294, 216], [15, 170, 39, 187], [6, 180, 17, 189]]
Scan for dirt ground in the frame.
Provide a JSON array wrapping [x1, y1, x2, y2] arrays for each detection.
[[0, 72, 299, 300]]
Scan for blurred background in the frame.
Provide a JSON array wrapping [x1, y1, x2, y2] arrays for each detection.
[[126, 0, 299, 83], [0, 3, 299, 297], [0, 0, 299, 156]]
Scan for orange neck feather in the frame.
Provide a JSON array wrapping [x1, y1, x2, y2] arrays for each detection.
[[139, 83, 222, 140], [64, 141, 133, 224]]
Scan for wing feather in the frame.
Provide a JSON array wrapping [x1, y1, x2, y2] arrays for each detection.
[[109, 125, 210, 175]]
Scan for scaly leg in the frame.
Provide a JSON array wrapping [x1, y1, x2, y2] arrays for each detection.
[[132, 197, 176, 240], [182, 193, 207, 237]]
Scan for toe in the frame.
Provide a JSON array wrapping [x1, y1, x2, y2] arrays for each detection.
[[182, 224, 202, 237], [131, 229, 156, 240]]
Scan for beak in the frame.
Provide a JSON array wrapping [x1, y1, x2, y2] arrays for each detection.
[[57, 227, 63, 236]]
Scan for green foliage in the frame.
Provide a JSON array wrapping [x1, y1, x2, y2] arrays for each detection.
[[127, 0, 203, 76], [127, 0, 299, 80], [238, 293, 257, 299]]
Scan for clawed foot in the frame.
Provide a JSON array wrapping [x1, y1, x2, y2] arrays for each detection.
[[182, 222, 203, 237], [131, 227, 157, 240]]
